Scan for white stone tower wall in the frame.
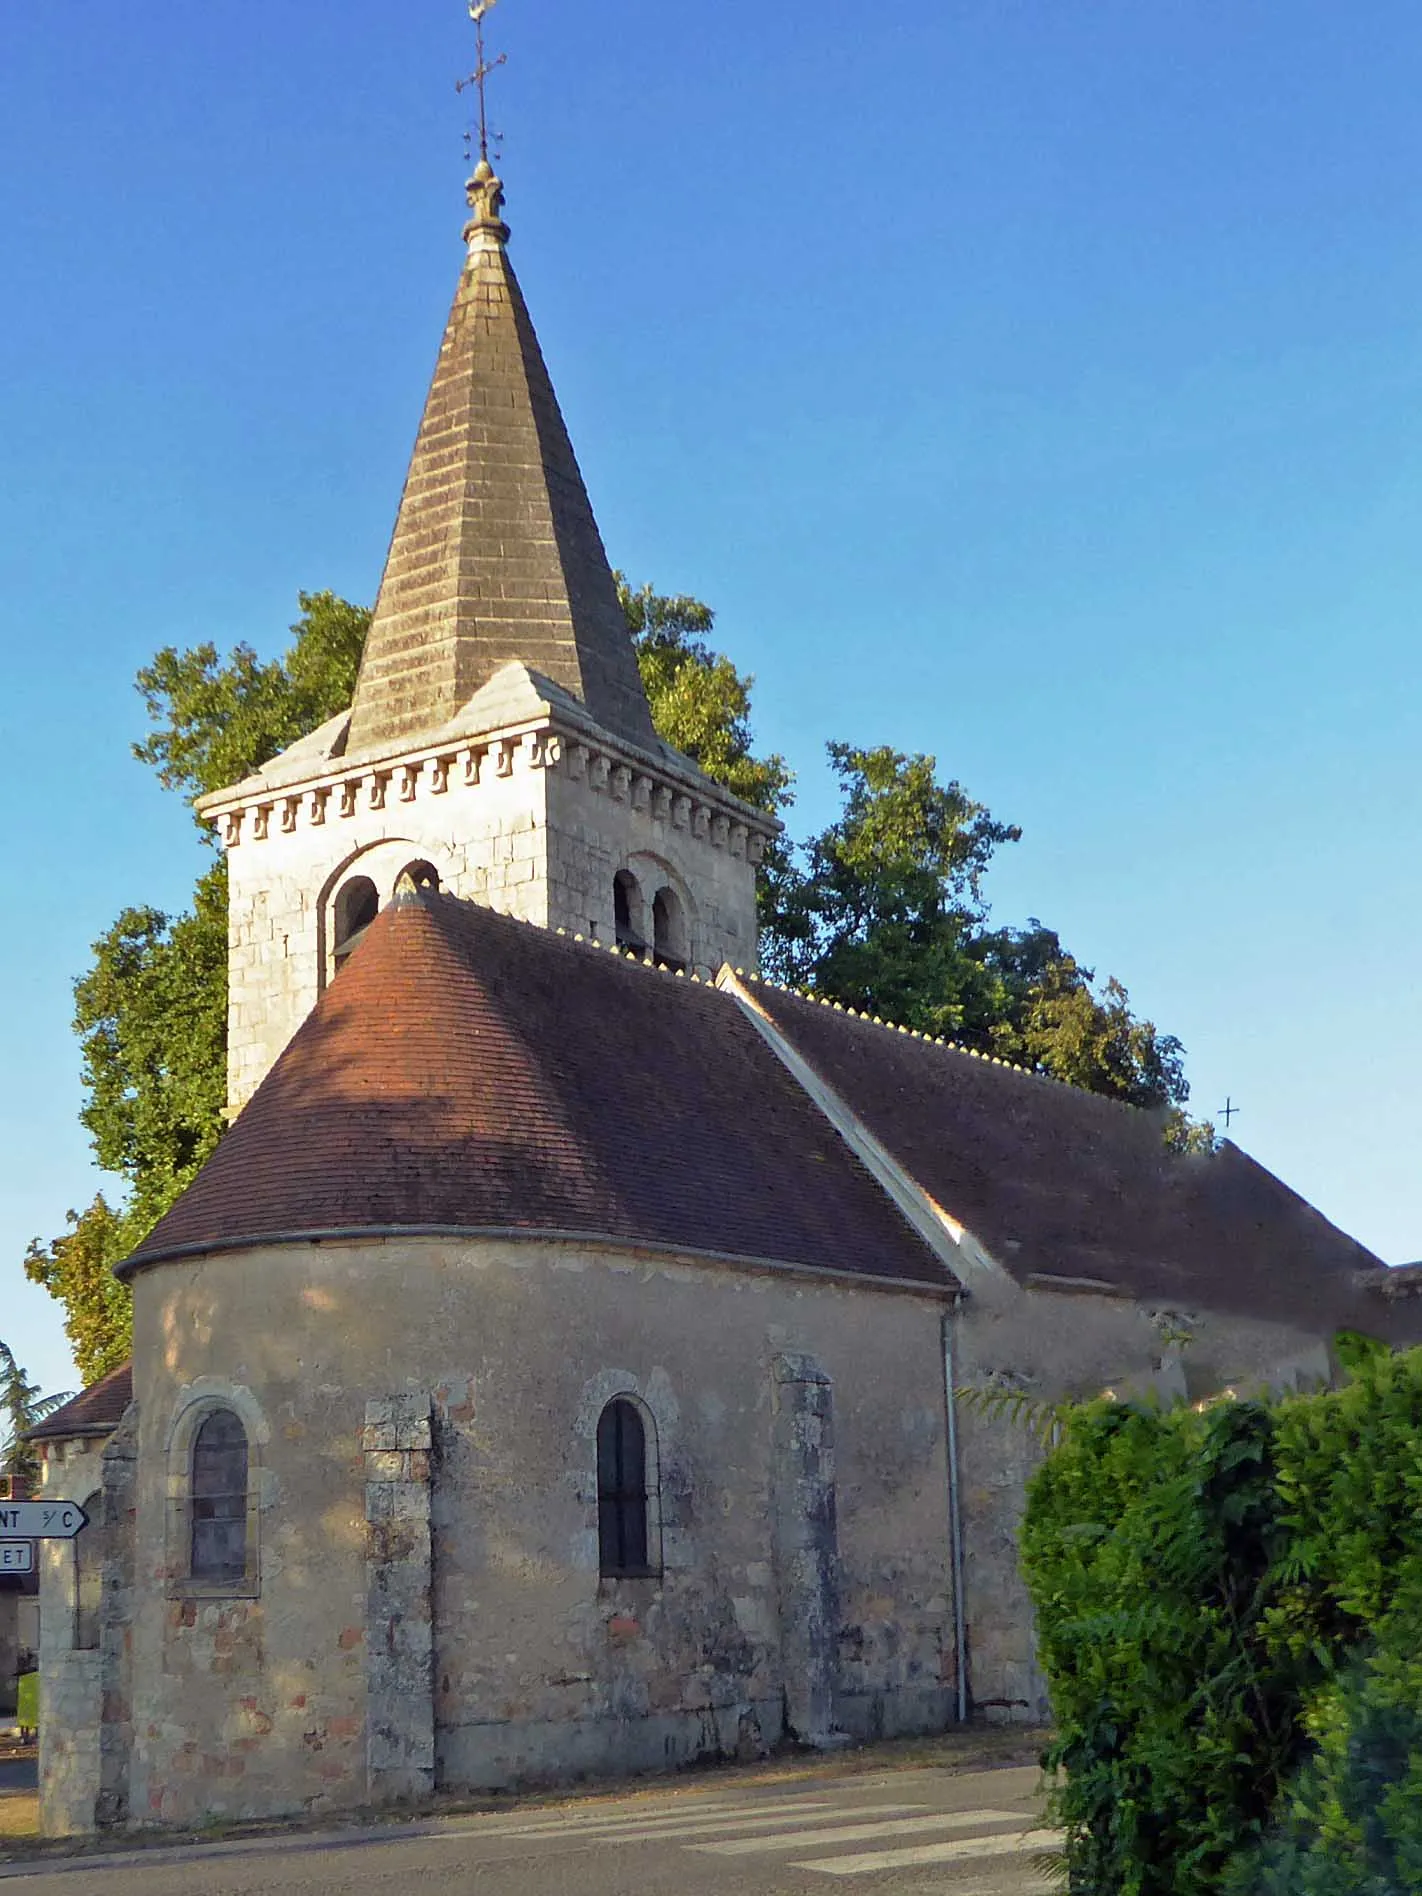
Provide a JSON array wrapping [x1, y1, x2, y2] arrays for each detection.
[[221, 727, 766, 1115]]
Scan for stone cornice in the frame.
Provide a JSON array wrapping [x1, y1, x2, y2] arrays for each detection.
[[199, 710, 777, 863]]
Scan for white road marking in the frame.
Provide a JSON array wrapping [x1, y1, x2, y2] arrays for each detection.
[[691, 1807, 1024, 1854], [460, 1793, 842, 1838], [561, 1802, 930, 1845], [795, 1826, 1064, 1875]]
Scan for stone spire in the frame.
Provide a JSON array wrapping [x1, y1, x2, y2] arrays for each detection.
[[345, 163, 657, 756]]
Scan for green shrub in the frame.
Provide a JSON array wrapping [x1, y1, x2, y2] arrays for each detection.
[[1022, 1396, 1325, 1895], [1228, 1607, 1422, 1894], [15, 1672, 37, 1736], [1019, 1345, 1422, 1896]]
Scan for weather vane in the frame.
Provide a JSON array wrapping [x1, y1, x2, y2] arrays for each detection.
[[457, 0, 507, 165]]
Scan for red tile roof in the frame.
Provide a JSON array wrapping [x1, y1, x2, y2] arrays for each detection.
[[747, 981, 1392, 1331], [121, 897, 951, 1293], [28, 1362, 133, 1443]]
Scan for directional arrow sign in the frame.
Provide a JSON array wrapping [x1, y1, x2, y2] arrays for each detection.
[[0, 1542, 34, 1574], [0, 1501, 88, 1539]]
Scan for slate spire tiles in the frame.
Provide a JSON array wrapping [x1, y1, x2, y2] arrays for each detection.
[[345, 161, 657, 757]]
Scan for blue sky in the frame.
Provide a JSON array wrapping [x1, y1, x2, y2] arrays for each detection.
[[3, 2, 1420, 1401]]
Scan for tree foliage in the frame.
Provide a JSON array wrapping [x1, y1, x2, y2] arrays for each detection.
[[0, 1342, 73, 1487], [618, 576, 793, 820], [22, 1200, 134, 1388], [133, 590, 369, 814]]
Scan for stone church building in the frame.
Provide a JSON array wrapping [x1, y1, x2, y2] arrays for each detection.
[[30, 158, 1418, 1835]]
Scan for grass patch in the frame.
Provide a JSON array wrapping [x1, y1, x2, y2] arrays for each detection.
[[0, 1795, 40, 1841]]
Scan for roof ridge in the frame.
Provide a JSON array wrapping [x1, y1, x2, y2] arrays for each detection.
[[731, 967, 1146, 1111], [552, 925, 705, 980]]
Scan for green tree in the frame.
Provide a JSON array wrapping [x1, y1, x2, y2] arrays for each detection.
[[764, 743, 1198, 1121], [0, 1343, 72, 1487], [133, 589, 370, 812], [618, 576, 793, 820], [22, 1199, 134, 1387]]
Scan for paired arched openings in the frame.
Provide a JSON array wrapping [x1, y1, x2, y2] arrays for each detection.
[[613, 862, 693, 971]]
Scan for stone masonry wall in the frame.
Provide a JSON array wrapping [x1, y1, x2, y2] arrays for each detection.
[[124, 1238, 956, 1823], [36, 1435, 109, 1835], [363, 1397, 434, 1804], [953, 1275, 1338, 1722], [770, 1355, 843, 1746], [95, 1408, 139, 1830]]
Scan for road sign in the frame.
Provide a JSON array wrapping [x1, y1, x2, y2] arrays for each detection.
[[0, 1542, 34, 1575], [0, 1501, 88, 1540]]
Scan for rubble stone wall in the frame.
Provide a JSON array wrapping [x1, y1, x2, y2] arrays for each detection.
[[122, 1236, 955, 1823]]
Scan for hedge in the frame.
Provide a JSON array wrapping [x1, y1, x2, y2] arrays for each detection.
[[1018, 1341, 1422, 1895]]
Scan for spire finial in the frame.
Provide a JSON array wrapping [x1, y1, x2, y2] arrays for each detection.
[[458, 2, 510, 248]]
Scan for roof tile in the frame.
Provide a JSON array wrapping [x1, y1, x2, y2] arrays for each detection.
[[123, 897, 950, 1292]]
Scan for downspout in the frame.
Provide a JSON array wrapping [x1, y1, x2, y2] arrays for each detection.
[[942, 1297, 969, 1725]]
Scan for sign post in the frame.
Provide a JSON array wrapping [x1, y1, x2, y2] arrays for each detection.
[[0, 1501, 88, 1540], [0, 1542, 35, 1575]]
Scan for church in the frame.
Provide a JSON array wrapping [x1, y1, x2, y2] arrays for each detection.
[[29, 151, 1420, 1836]]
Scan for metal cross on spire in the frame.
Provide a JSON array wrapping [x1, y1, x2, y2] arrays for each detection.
[[458, 0, 507, 164]]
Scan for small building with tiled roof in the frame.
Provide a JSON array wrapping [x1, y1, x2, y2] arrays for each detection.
[[35, 138, 1418, 1841]]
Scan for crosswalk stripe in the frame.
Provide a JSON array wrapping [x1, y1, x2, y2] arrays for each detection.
[[464, 1793, 840, 1838], [560, 1802, 930, 1845], [795, 1826, 1064, 1876], [692, 1807, 1024, 1855]]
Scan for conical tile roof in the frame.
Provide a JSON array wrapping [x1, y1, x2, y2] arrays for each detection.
[[118, 893, 949, 1290], [346, 163, 657, 756]]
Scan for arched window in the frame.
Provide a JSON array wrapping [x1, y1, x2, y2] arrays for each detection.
[[652, 886, 688, 972], [74, 1490, 104, 1651], [190, 1410, 249, 1584], [597, 1399, 653, 1578], [613, 870, 644, 953], [396, 859, 440, 895], [334, 875, 379, 967]]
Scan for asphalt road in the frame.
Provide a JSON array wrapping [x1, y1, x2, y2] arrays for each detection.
[[1, 1762, 1058, 1894]]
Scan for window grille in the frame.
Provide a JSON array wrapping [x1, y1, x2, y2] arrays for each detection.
[[597, 1399, 651, 1577], [190, 1410, 248, 1583]]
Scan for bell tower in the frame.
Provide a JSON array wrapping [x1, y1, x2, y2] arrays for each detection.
[[198, 160, 775, 1115]]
